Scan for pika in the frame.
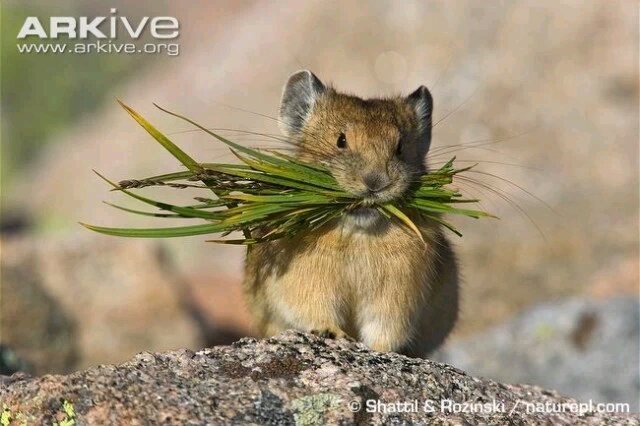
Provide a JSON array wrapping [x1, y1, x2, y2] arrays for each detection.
[[243, 70, 459, 357]]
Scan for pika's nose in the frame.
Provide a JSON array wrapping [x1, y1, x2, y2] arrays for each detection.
[[363, 172, 389, 193]]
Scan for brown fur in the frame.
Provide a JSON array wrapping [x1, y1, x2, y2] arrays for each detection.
[[243, 73, 459, 356]]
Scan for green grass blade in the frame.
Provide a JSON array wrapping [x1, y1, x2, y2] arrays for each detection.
[[222, 192, 338, 204], [154, 104, 345, 187], [380, 204, 424, 243], [79, 221, 229, 238], [205, 238, 260, 245], [104, 202, 184, 218], [204, 163, 351, 196], [118, 102, 246, 236], [93, 170, 224, 220], [118, 100, 202, 172], [423, 214, 463, 237]]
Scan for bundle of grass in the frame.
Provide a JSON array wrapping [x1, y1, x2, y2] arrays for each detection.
[[81, 102, 495, 244]]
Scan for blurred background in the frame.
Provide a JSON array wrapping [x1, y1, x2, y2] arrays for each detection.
[[1, 0, 638, 410]]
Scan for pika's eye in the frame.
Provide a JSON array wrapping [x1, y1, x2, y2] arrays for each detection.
[[396, 139, 403, 155], [337, 133, 347, 149]]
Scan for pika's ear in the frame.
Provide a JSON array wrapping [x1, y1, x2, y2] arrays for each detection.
[[279, 70, 325, 136], [406, 85, 433, 152]]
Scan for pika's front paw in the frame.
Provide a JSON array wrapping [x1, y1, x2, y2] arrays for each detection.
[[310, 327, 350, 340]]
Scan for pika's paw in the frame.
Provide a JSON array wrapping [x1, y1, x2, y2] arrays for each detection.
[[311, 327, 351, 341]]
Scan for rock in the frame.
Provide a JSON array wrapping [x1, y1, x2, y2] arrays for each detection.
[[180, 272, 256, 347], [435, 297, 640, 412], [588, 257, 639, 299], [0, 236, 202, 373], [0, 345, 33, 376], [0, 245, 78, 374], [1, 331, 636, 425]]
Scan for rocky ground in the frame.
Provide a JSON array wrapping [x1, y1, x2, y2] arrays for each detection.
[[1, 331, 637, 425], [0, 236, 204, 374], [435, 296, 640, 411]]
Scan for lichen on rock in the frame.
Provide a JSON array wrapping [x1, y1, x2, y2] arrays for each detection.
[[0, 331, 637, 425]]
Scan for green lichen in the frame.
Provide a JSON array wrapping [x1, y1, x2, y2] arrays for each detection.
[[291, 393, 340, 426], [53, 400, 76, 426], [534, 323, 556, 340], [0, 406, 11, 426], [1, 405, 26, 426]]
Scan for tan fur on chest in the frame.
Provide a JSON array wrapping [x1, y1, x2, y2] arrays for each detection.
[[243, 219, 445, 352]]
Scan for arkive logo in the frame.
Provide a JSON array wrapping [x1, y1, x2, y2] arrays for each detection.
[[15, 8, 180, 56], [17, 8, 179, 40]]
